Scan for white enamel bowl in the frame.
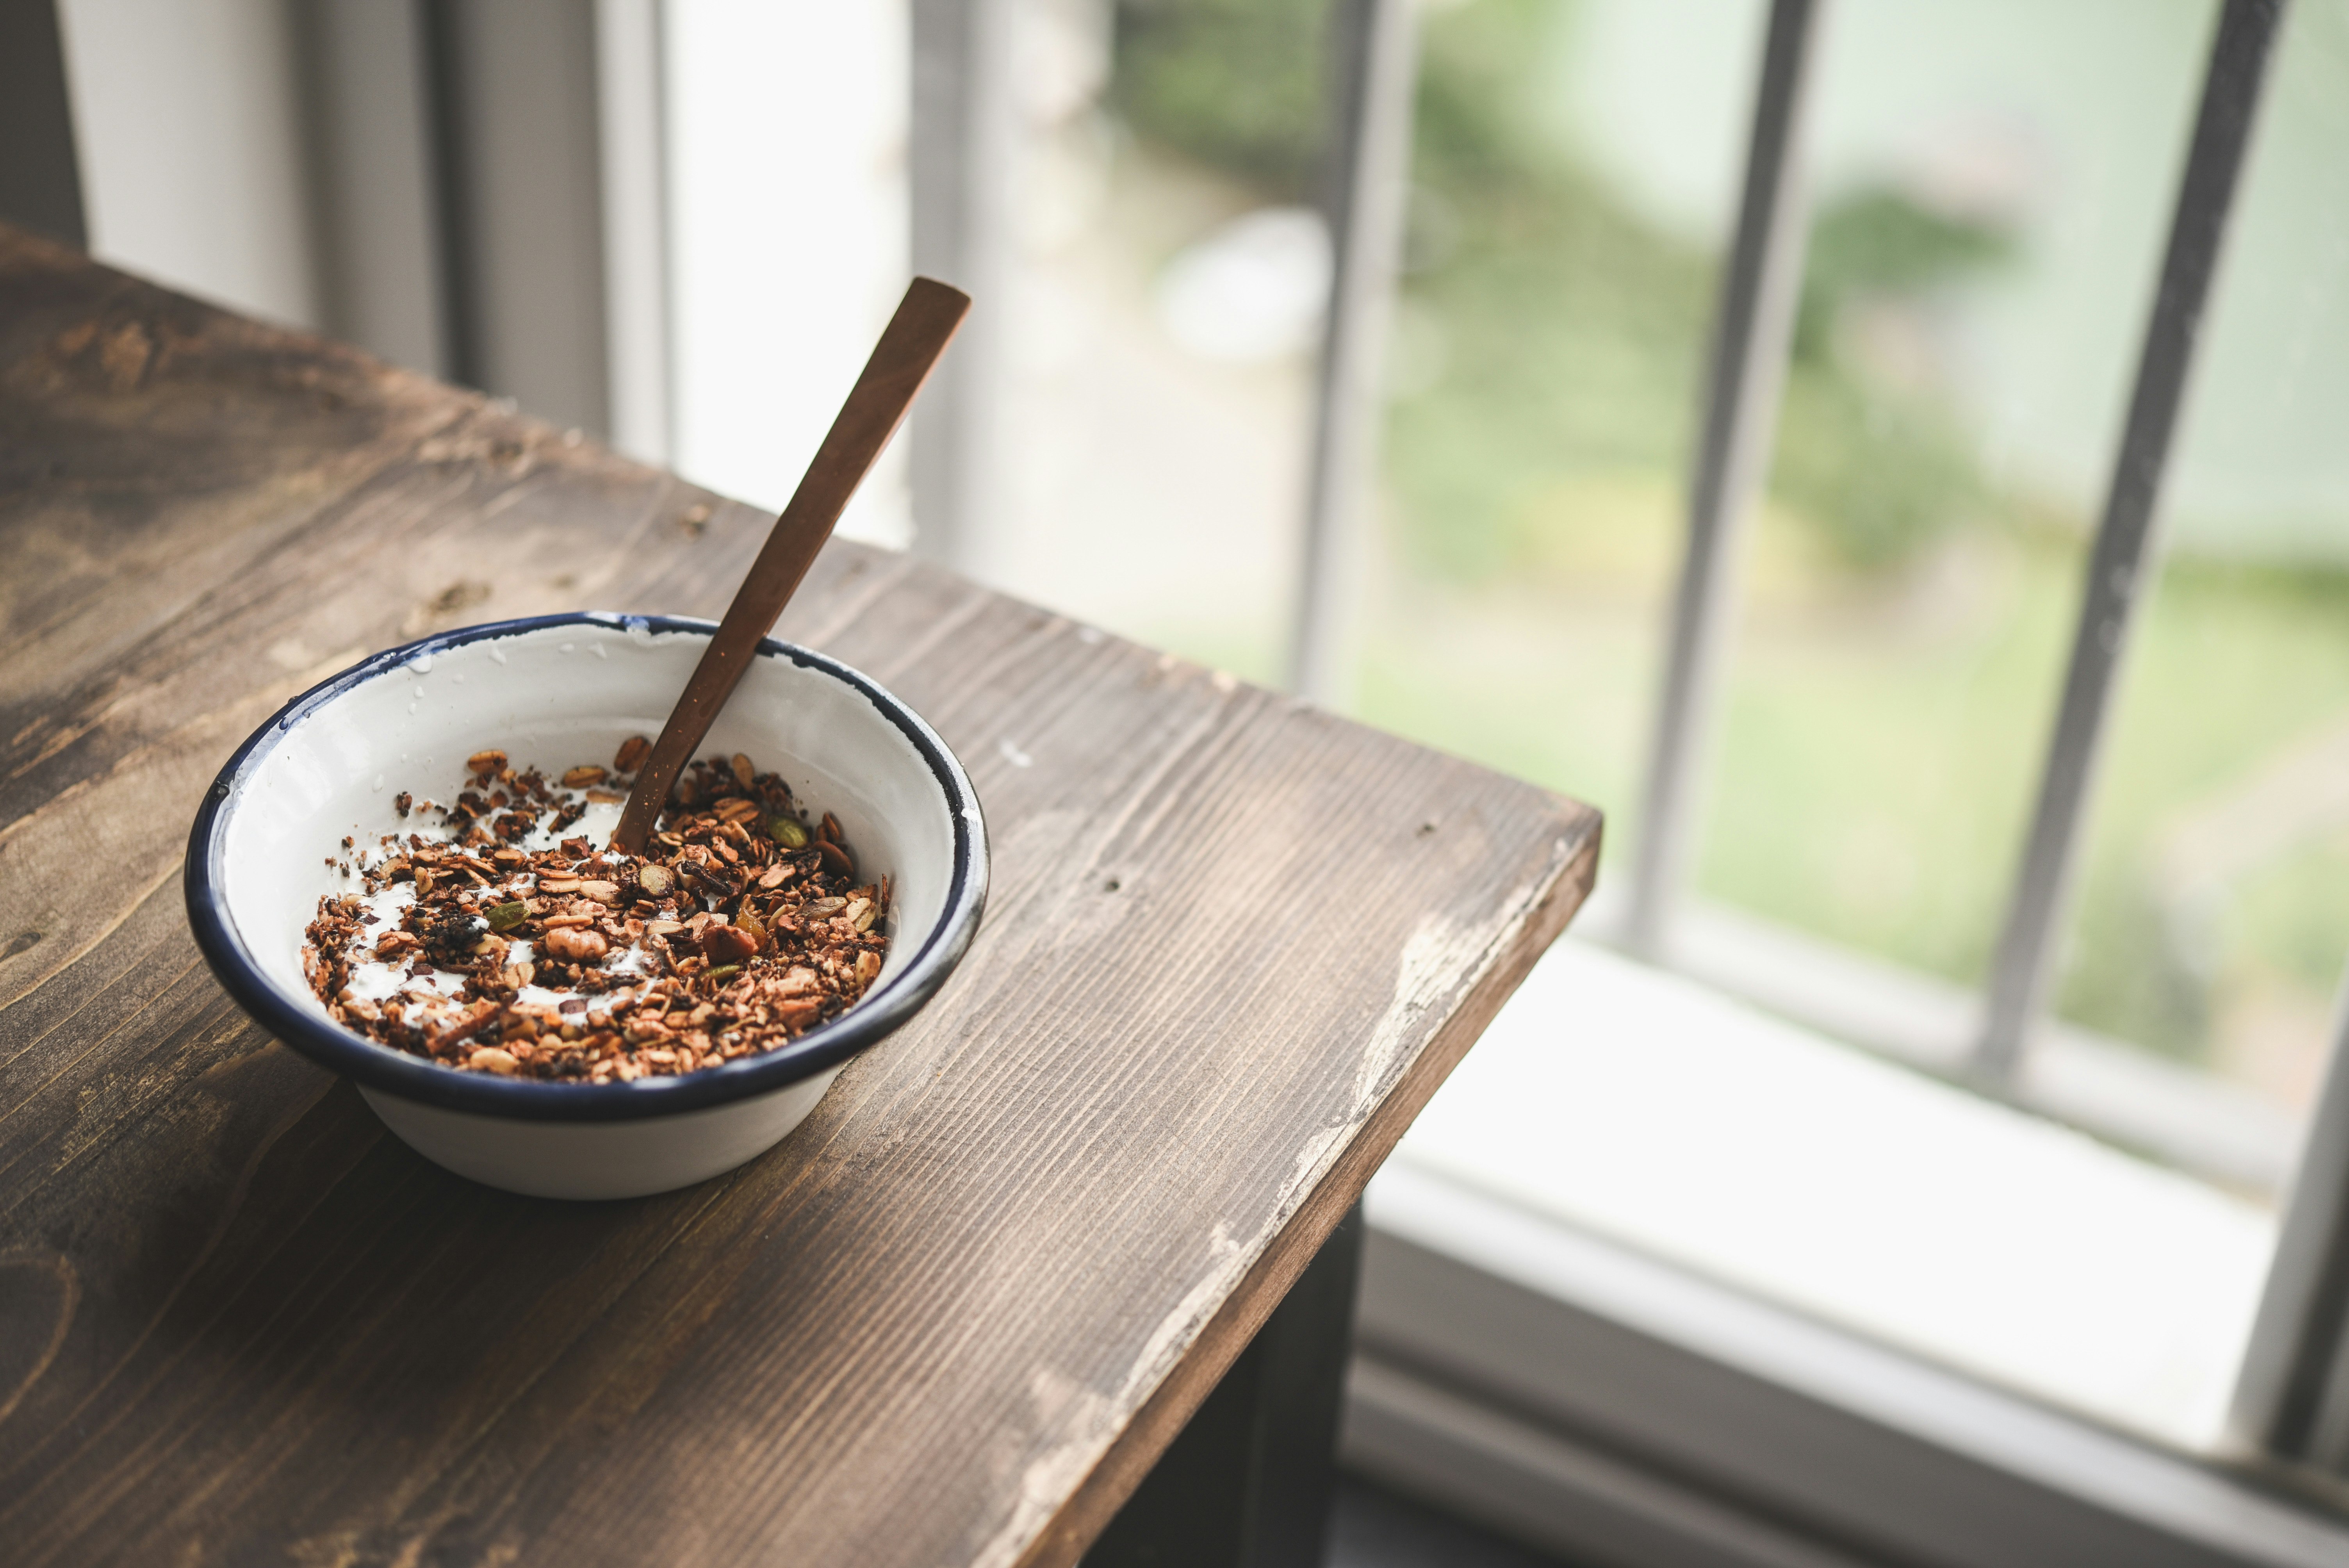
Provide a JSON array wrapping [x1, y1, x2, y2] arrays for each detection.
[[186, 613, 987, 1200]]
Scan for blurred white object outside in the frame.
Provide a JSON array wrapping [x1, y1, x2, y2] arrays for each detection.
[[1154, 206, 1333, 364]]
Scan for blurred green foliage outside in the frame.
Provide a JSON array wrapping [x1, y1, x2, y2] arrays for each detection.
[[1110, 0, 2349, 1093]]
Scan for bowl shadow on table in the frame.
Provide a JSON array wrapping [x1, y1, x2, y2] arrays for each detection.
[[9, 1013, 880, 1555]]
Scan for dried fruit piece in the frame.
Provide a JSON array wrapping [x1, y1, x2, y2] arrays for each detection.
[[485, 900, 528, 931], [770, 816, 808, 849], [636, 863, 673, 898], [700, 924, 758, 964], [614, 735, 651, 773]]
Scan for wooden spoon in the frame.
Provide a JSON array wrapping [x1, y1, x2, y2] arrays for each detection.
[[609, 277, 971, 854]]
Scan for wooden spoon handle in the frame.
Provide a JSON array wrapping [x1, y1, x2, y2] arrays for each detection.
[[611, 277, 971, 853]]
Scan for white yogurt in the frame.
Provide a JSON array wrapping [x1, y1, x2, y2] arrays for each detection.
[[330, 776, 655, 1030]]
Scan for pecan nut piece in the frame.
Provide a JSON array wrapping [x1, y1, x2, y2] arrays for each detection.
[[542, 927, 608, 964]]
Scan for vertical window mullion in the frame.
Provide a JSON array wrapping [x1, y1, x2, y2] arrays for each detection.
[[1289, 0, 1422, 705], [1974, 0, 2282, 1087], [1621, 0, 1824, 962], [2236, 976, 2349, 1468], [909, 0, 1015, 572], [595, 0, 674, 468]]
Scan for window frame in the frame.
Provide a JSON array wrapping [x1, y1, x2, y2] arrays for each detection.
[[1355, 1160, 2349, 1568]]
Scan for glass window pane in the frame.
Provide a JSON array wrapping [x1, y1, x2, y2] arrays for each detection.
[[1361, 0, 2296, 1447], [1347, 0, 1757, 876], [964, 0, 1334, 684], [1696, 0, 2210, 1000]]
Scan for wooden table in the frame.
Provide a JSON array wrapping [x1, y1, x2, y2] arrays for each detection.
[[0, 226, 1599, 1567]]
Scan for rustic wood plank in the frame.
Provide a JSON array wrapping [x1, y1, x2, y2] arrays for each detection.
[[0, 226, 1600, 1568]]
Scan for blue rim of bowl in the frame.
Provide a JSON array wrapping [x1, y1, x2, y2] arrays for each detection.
[[184, 611, 988, 1123]]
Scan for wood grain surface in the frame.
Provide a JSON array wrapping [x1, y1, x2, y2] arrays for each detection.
[[0, 226, 1600, 1568]]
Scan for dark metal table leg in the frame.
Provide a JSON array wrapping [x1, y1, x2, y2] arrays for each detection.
[[1085, 1203, 1365, 1568]]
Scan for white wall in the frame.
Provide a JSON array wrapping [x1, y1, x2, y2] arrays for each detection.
[[55, 0, 319, 329]]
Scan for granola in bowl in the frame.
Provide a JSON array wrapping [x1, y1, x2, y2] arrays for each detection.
[[303, 741, 889, 1082]]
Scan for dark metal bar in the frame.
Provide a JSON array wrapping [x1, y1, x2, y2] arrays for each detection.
[[0, 0, 88, 249], [293, 0, 454, 381], [1085, 1205, 1365, 1568], [1288, 0, 1422, 704], [423, 0, 616, 436], [1974, 0, 2282, 1083], [419, 0, 486, 392], [909, 0, 1015, 572], [1621, 0, 1824, 961]]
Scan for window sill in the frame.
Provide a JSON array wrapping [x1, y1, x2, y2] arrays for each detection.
[[1395, 935, 2274, 1446], [1342, 935, 2349, 1565], [1577, 894, 2303, 1195], [1352, 1162, 2349, 1568]]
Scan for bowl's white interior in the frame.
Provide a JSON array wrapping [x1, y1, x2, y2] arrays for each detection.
[[216, 620, 955, 1035]]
